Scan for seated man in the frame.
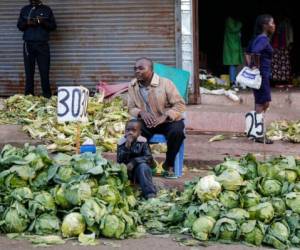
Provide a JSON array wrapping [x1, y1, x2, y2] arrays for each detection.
[[117, 119, 156, 199], [128, 58, 186, 178]]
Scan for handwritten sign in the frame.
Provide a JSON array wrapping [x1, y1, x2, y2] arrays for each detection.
[[57, 86, 89, 123], [245, 111, 264, 138]]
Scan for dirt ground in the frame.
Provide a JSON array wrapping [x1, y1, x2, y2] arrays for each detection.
[[0, 235, 271, 250]]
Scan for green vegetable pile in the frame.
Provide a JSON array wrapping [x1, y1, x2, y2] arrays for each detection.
[[139, 154, 300, 249], [0, 144, 141, 245], [0, 95, 129, 152], [267, 120, 300, 143]]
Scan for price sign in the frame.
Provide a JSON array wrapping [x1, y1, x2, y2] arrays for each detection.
[[57, 86, 89, 123], [245, 111, 264, 138]]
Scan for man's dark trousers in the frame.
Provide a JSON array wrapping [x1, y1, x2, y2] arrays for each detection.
[[141, 120, 185, 168], [23, 42, 51, 98]]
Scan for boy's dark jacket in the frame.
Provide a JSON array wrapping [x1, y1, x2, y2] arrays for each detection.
[[117, 136, 154, 168]]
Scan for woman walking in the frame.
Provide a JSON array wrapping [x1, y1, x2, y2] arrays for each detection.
[[246, 15, 276, 144]]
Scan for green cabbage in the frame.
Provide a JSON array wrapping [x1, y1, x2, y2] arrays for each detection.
[[258, 178, 282, 197], [61, 212, 86, 237], [240, 220, 265, 246], [271, 197, 286, 217], [240, 190, 261, 209], [194, 175, 221, 202], [33, 213, 60, 235], [2, 201, 29, 233], [217, 169, 243, 191], [264, 221, 290, 249], [224, 208, 249, 223], [219, 191, 239, 209], [28, 191, 56, 217], [100, 214, 125, 239], [65, 182, 92, 206], [212, 218, 237, 241], [248, 202, 274, 223], [192, 216, 216, 241], [199, 201, 223, 219], [97, 185, 120, 206], [80, 198, 107, 227], [10, 187, 33, 202], [286, 192, 300, 214], [52, 186, 71, 209]]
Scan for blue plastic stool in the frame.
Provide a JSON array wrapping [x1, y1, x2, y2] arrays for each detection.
[[80, 145, 96, 154], [149, 134, 184, 177]]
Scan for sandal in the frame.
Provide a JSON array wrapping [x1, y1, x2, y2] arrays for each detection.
[[254, 137, 273, 144], [162, 170, 178, 179]]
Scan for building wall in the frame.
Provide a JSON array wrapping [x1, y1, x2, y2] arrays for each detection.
[[181, 0, 193, 85]]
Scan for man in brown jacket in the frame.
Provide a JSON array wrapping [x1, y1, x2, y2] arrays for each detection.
[[128, 58, 186, 177]]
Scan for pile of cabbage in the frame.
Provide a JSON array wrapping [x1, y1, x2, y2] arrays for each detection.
[[267, 120, 300, 143], [0, 95, 129, 152], [0, 144, 141, 245], [139, 154, 300, 249]]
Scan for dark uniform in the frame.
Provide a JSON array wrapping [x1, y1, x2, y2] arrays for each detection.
[[117, 136, 156, 199], [17, 3, 56, 98]]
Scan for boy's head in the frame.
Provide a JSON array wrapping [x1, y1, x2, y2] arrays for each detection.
[[125, 119, 142, 139]]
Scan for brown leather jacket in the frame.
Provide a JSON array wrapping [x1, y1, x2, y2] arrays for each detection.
[[128, 73, 186, 121]]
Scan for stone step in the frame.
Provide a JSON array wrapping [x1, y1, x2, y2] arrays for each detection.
[[186, 104, 299, 133], [201, 89, 300, 110]]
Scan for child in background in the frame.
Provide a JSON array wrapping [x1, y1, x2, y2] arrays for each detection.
[[117, 119, 156, 199]]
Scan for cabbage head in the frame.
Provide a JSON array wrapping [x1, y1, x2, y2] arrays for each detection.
[[192, 216, 216, 241], [248, 202, 274, 223], [11, 187, 33, 202], [65, 182, 92, 206], [97, 185, 120, 206], [284, 169, 298, 183], [271, 197, 286, 217], [80, 198, 107, 227], [264, 221, 290, 249], [293, 182, 300, 192], [199, 201, 223, 219], [286, 192, 300, 214], [240, 190, 261, 209], [28, 191, 56, 217], [219, 191, 239, 209], [212, 218, 237, 241], [55, 166, 75, 183], [194, 175, 221, 202], [258, 178, 282, 197], [216, 169, 243, 191], [3, 201, 29, 233], [224, 208, 249, 223], [100, 214, 125, 239], [72, 155, 95, 174], [33, 213, 60, 235], [240, 220, 265, 246], [61, 212, 86, 237], [52, 186, 71, 209], [184, 205, 199, 229]]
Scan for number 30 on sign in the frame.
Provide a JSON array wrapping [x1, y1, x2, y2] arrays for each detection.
[[57, 86, 89, 123]]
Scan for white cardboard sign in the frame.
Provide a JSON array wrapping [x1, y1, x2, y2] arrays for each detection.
[[57, 86, 89, 123]]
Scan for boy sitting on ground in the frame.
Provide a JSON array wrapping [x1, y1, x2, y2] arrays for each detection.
[[117, 119, 156, 199]]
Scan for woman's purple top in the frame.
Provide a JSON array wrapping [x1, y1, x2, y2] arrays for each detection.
[[249, 34, 273, 77]]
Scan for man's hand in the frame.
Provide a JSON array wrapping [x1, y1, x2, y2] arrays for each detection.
[[150, 115, 167, 128], [139, 111, 156, 127], [125, 135, 135, 149], [27, 19, 37, 27]]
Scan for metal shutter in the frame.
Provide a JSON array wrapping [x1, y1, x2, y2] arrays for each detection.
[[0, 0, 177, 96]]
